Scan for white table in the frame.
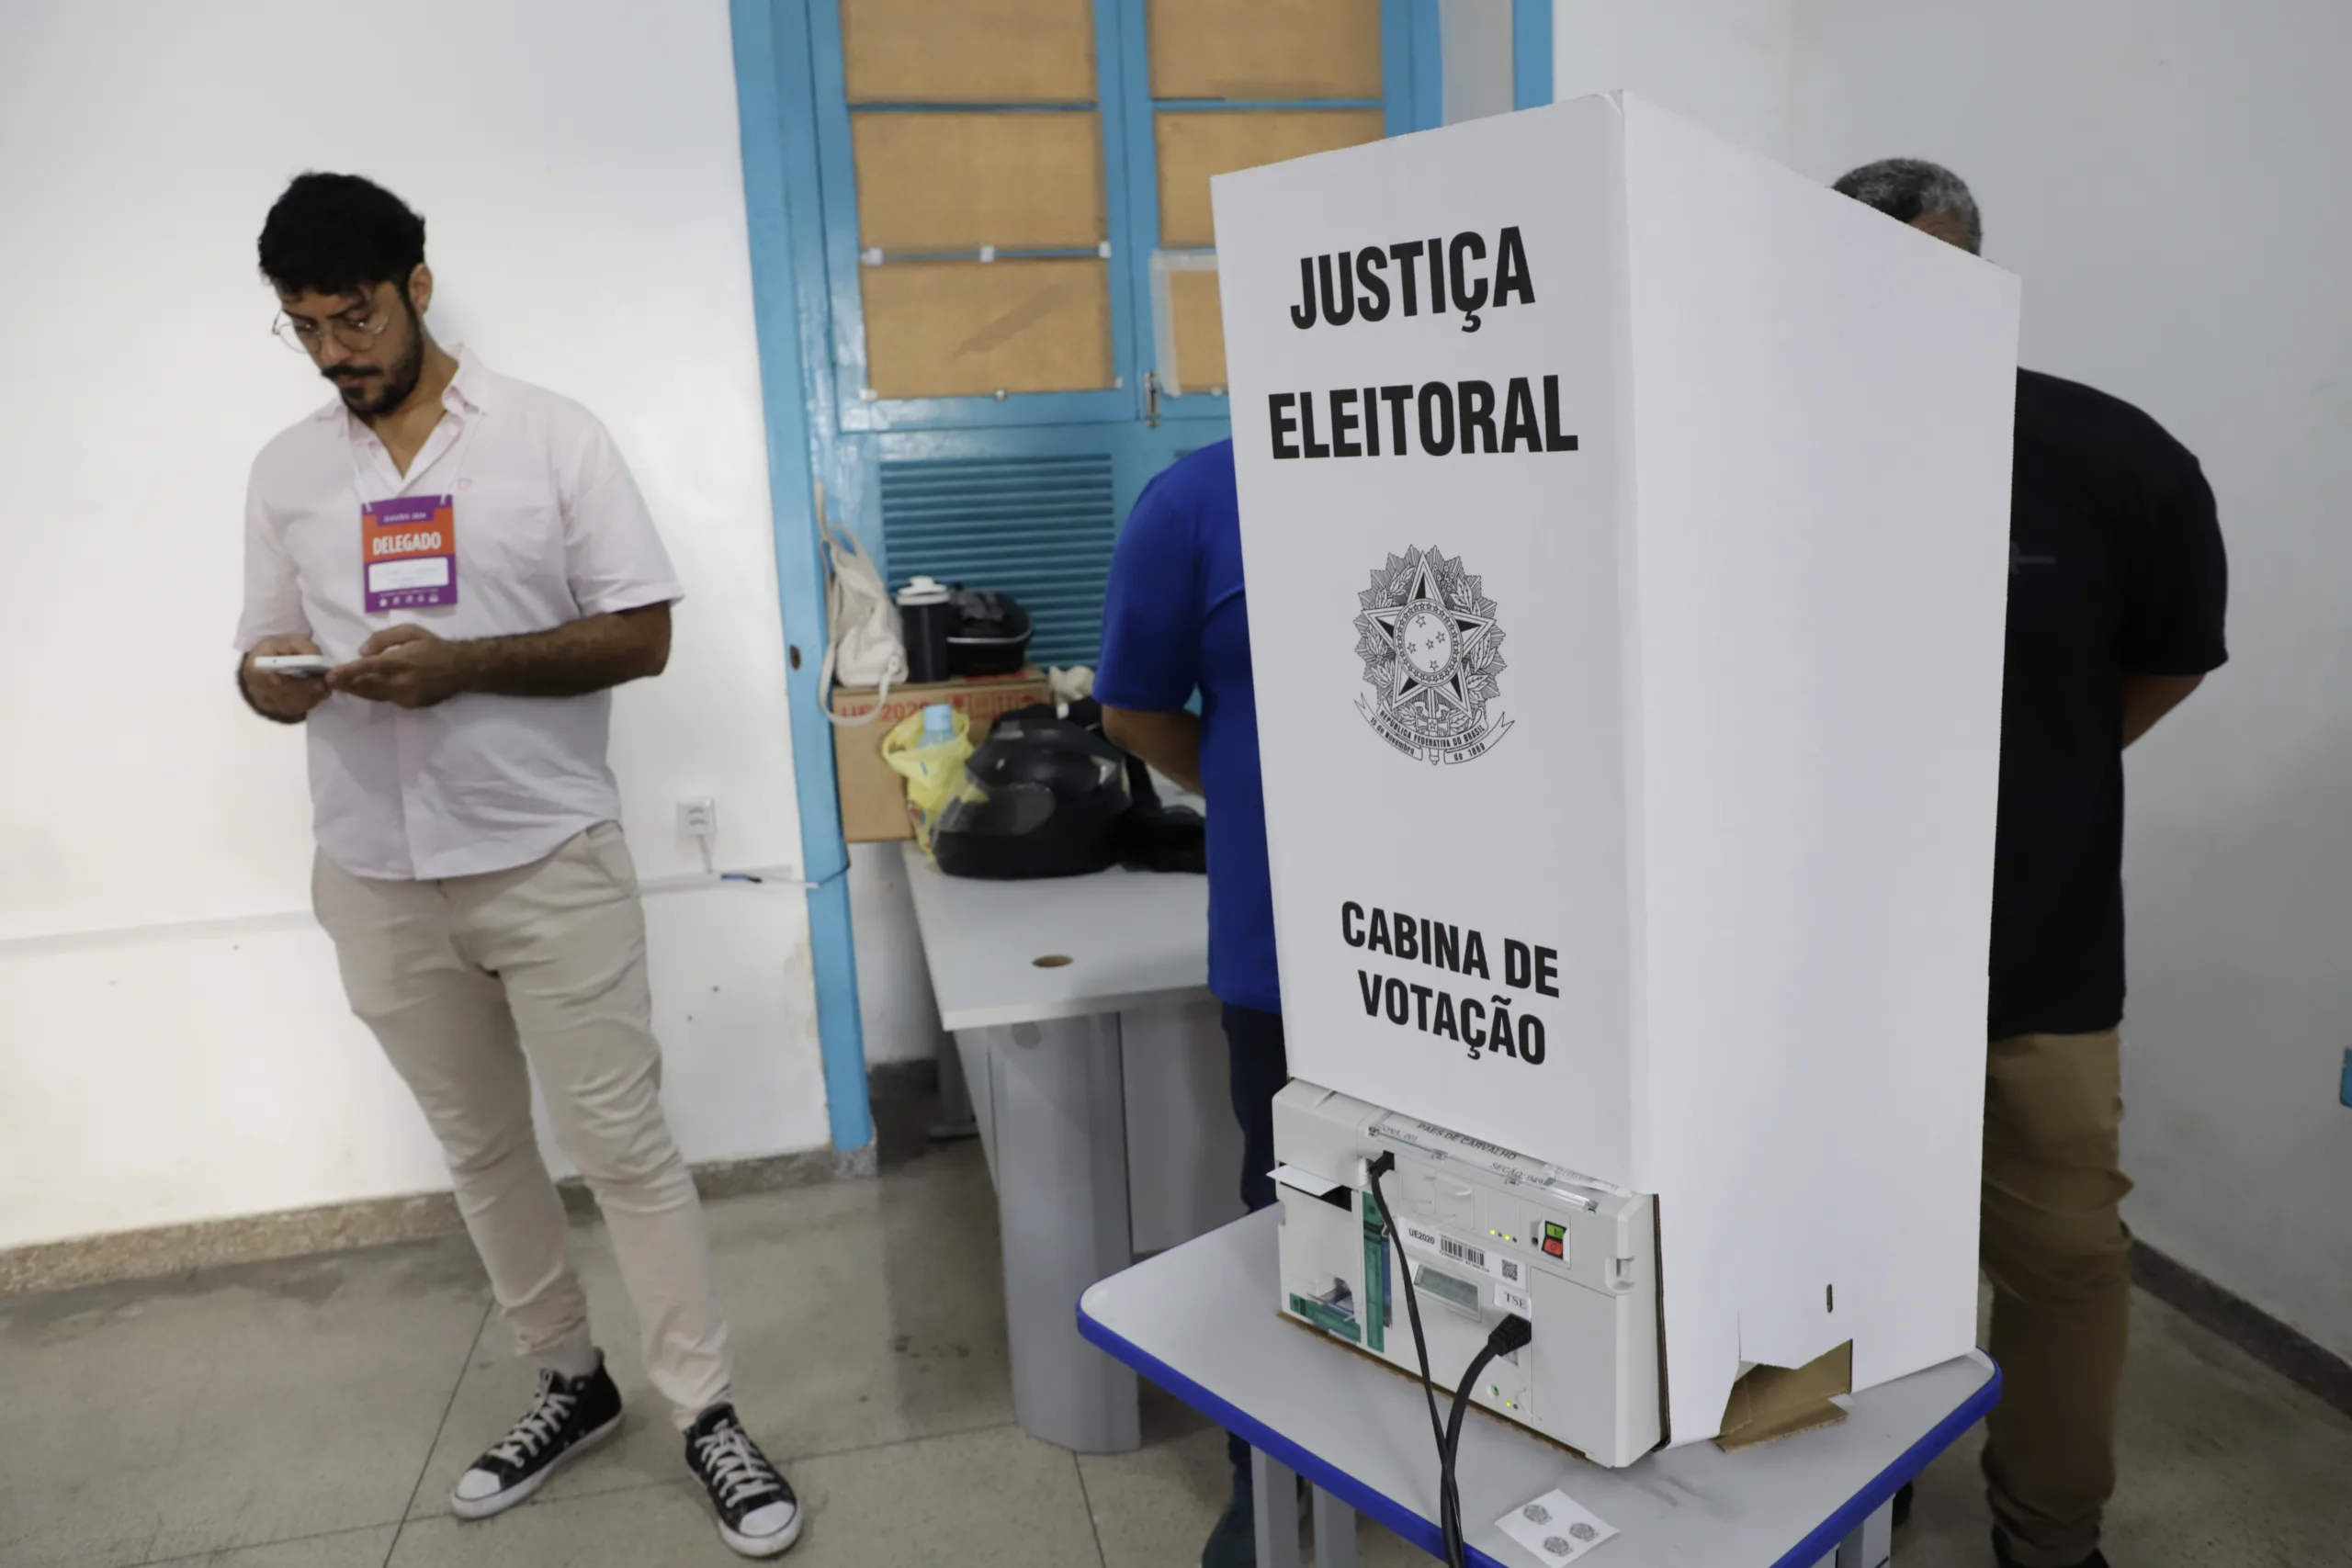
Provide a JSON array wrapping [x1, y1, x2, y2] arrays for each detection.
[[900, 844, 1241, 1454], [1080, 1211, 1999, 1568]]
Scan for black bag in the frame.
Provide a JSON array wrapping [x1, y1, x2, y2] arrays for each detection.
[[932, 701, 1204, 879], [1055, 698, 1205, 874], [945, 589, 1034, 676]]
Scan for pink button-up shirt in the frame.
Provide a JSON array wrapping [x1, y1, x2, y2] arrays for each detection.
[[236, 349, 683, 881]]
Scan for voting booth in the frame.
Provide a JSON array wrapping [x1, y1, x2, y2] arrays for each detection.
[[1213, 94, 2020, 1450]]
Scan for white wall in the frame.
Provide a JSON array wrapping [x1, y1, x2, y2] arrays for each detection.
[[1791, 0, 2352, 1364], [0, 0, 830, 1251], [1551, 0, 2352, 1359], [1555, 0, 1793, 163]]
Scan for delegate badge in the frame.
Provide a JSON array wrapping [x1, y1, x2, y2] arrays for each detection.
[[362, 494, 458, 613]]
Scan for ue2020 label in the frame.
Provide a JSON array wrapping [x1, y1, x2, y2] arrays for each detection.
[[1353, 547, 1511, 765]]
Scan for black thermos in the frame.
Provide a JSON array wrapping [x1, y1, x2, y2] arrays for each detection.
[[896, 577, 954, 685]]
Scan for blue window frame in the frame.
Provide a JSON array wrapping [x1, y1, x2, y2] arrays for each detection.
[[772, 0, 1446, 671], [1122, 0, 1434, 427], [801, 0, 1436, 436], [804, 0, 1147, 433]]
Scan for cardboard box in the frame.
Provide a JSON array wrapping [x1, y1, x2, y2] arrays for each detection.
[[831, 670, 1050, 842], [1211, 95, 2019, 1445], [1715, 1343, 1854, 1452]]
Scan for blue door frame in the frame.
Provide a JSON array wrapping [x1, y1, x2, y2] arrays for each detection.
[[726, 1, 1554, 1162], [1513, 0, 1553, 109], [731, 0, 872, 1160]]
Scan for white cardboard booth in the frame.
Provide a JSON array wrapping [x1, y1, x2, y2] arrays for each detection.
[[1212, 93, 2021, 1449]]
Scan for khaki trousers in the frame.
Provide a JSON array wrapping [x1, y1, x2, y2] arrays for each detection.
[[1980, 1030, 2132, 1567], [312, 824, 732, 1429]]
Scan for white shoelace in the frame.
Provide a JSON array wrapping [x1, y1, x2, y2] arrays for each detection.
[[694, 1424, 784, 1510], [485, 1379, 577, 1468]]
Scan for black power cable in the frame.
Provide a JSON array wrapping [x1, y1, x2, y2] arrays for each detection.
[[1442, 1314, 1534, 1560], [1366, 1154, 1453, 1542], [1367, 1151, 1535, 1568]]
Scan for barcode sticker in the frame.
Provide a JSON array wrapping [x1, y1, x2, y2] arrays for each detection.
[[1440, 1235, 1487, 1271], [1402, 1222, 1514, 1283]]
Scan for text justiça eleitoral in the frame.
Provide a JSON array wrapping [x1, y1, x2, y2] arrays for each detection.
[[1272, 225, 1578, 461], [1270, 378, 1577, 461]]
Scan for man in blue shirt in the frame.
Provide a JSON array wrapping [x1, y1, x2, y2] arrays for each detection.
[[1097, 441, 1283, 1568]]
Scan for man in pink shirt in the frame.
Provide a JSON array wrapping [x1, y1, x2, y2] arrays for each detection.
[[235, 172, 799, 1558]]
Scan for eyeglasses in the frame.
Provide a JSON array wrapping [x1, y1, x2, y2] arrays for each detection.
[[274, 301, 392, 355]]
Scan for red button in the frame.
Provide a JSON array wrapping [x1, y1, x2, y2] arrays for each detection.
[[1543, 1238, 1564, 1258]]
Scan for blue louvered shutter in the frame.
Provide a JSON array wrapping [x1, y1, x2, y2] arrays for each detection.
[[876, 453, 1120, 668]]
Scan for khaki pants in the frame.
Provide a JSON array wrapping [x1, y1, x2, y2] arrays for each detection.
[[313, 824, 732, 1429], [1981, 1030, 2132, 1567]]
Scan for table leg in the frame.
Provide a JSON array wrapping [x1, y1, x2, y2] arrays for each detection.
[[926, 1022, 978, 1140], [1252, 1450, 1304, 1568], [1820, 1499, 1894, 1568], [1311, 1483, 1358, 1568], [974, 1013, 1141, 1454]]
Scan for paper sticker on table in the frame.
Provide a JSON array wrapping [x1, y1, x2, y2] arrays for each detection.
[[1272, 1165, 1345, 1198], [1498, 1489, 1617, 1564]]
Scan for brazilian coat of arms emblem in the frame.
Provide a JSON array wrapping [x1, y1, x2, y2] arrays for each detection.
[[1352, 547, 1511, 765]]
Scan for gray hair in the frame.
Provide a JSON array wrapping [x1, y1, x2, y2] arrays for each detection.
[[1831, 158, 1983, 254]]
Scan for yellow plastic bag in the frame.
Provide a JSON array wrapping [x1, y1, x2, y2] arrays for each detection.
[[882, 706, 974, 856]]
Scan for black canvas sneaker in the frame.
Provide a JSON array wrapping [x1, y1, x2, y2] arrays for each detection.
[[686, 1404, 803, 1557], [448, 1356, 625, 1520]]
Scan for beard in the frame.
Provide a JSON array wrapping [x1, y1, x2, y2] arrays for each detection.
[[326, 294, 426, 417]]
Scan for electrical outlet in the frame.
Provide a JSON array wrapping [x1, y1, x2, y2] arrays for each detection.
[[677, 797, 718, 839]]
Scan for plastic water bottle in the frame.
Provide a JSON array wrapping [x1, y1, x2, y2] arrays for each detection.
[[922, 703, 956, 750]]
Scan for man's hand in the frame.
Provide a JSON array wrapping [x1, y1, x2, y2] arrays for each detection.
[[2122, 671, 2206, 747], [240, 634, 334, 724], [328, 625, 480, 710]]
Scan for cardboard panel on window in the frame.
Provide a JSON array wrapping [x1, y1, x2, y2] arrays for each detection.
[[841, 0, 1097, 104], [854, 112, 1105, 252], [862, 259, 1113, 400], [1148, 0, 1384, 100], [1156, 109, 1385, 248], [1170, 267, 1227, 392]]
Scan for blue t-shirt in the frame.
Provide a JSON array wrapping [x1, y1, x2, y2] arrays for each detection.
[[1095, 442, 1279, 1013]]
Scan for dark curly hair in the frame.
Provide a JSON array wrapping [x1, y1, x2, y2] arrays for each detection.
[[257, 172, 426, 299]]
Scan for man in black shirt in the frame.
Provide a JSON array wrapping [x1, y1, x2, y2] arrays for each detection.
[[1834, 160, 2230, 1568]]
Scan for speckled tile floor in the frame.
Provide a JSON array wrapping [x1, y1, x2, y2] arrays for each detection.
[[5, 1125, 2346, 1568]]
